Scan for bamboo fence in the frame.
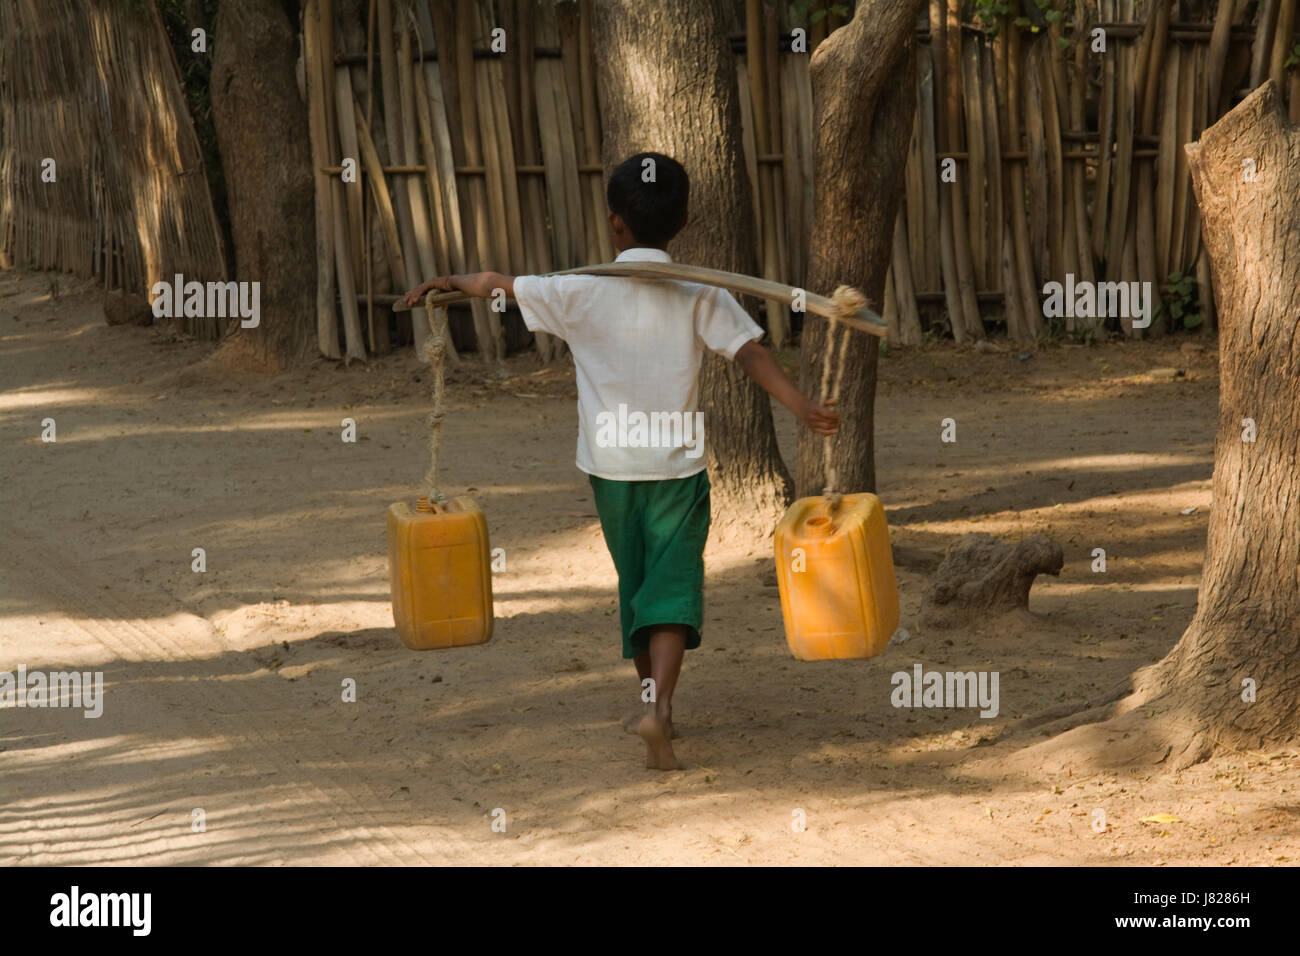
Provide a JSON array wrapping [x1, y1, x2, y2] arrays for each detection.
[[1, 1, 1295, 352], [0, 0, 227, 336], [315, 0, 1296, 357]]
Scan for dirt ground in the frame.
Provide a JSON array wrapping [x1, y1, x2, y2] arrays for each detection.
[[2, 270, 1297, 866]]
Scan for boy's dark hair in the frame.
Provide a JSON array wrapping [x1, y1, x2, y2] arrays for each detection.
[[606, 152, 689, 246]]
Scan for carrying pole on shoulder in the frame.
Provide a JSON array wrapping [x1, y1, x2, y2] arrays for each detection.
[[392, 260, 886, 339]]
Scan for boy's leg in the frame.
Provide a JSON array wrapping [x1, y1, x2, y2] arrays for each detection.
[[622, 653, 652, 731], [593, 470, 708, 767], [637, 624, 689, 770], [590, 474, 647, 730], [629, 472, 708, 768], [625, 649, 679, 738]]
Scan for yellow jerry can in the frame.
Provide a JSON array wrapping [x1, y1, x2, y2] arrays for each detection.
[[386, 496, 493, 650], [774, 493, 899, 661]]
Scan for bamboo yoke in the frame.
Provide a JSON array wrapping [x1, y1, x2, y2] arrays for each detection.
[[400, 261, 886, 509]]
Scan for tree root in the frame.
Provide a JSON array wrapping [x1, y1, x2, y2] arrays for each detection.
[[920, 532, 1063, 629]]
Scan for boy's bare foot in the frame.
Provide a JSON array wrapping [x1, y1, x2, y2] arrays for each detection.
[[623, 707, 677, 738], [637, 712, 679, 770]]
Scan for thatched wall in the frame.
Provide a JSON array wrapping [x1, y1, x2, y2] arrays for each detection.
[[0, 0, 226, 335]]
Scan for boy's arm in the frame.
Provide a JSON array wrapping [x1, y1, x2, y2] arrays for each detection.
[[734, 340, 840, 435], [403, 272, 515, 306]]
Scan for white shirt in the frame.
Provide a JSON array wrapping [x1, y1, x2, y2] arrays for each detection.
[[513, 248, 764, 480]]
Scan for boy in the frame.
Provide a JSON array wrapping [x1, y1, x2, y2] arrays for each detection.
[[404, 152, 838, 770]]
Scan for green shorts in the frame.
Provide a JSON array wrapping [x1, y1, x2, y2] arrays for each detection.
[[588, 470, 711, 659]]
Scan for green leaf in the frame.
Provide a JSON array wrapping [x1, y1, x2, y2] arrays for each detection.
[[1056, 34, 1071, 51], [1014, 16, 1031, 28], [1183, 312, 1203, 330], [810, 8, 828, 23]]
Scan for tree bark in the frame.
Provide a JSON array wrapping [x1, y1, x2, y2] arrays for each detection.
[[796, 0, 924, 498], [210, 0, 317, 369], [1038, 81, 1300, 771], [593, 0, 792, 533], [1141, 79, 1300, 761]]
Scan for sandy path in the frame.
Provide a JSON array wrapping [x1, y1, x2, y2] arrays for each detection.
[[2, 272, 1297, 866]]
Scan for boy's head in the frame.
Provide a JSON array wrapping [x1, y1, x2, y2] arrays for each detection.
[[606, 152, 689, 251]]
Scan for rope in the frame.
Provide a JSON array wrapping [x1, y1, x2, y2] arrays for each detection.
[[421, 292, 449, 506], [820, 285, 868, 514]]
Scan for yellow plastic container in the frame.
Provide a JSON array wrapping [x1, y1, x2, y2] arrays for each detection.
[[387, 496, 493, 650], [774, 493, 899, 661]]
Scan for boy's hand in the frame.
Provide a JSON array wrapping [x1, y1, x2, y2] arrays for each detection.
[[402, 276, 453, 308], [799, 397, 840, 435]]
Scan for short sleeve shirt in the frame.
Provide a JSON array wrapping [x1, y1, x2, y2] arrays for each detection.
[[512, 248, 764, 480]]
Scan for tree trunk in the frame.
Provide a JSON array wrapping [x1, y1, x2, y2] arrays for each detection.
[[210, 0, 317, 369], [796, 1, 924, 498], [1030, 81, 1300, 772], [592, 0, 792, 533], [1138, 79, 1300, 762]]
